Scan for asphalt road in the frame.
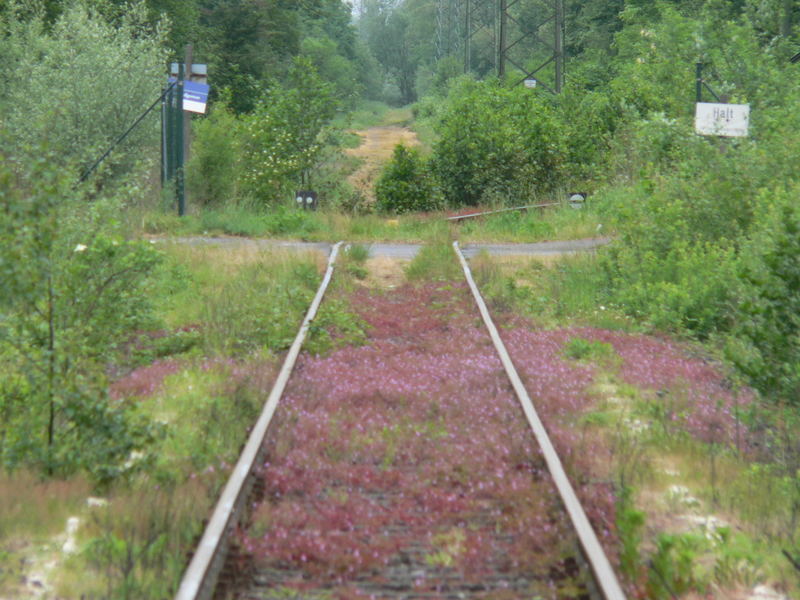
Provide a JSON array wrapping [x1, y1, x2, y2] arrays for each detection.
[[160, 236, 612, 259]]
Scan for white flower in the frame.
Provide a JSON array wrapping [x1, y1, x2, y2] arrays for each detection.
[[74, 244, 87, 252]]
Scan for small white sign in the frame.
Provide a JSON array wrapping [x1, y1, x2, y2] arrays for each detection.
[[695, 102, 750, 137], [524, 79, 537, 89]]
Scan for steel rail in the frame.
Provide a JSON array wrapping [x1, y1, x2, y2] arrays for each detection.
[[445, 202, 559, 222], [175, 242, 344, 600], [453, 241, 627, 600]]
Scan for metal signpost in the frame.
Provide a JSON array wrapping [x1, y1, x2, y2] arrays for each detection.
[[694, 62, 749, 138], [162, 55, 210, 216]]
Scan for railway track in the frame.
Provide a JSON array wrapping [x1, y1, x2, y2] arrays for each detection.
[[175, 242, 626, 600]]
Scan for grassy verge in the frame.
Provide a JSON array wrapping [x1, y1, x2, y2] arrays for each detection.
[[580, 371, 799, 598], [134, 201, 606, 245]]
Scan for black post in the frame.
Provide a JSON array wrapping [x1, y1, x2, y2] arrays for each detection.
[[696, 62, 703, 103]]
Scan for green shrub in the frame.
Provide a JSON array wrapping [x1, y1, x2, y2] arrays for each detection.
[[239, 58, 337, 204], [186, 102, 240, 206], [376, 144, 441, 214], [262, 206, 323, 237], [0, 151, 162, 481], [0, 1, 166, 187], [431, 79, 567, 207], [647, 533, 707, 599], [729, 187, 800, 400], [563, 337, 615, 362]]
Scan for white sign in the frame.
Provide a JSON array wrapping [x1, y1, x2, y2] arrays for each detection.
[[524, 78, 537, 89], [695, 102, 750, 137]]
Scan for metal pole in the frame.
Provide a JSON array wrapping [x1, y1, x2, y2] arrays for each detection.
[[161, 89, 167, 186], [168, 84, 177, 183], [183, 44, 193, 163], [176, 63, 185, 216], [696, 62, 703, 103], [465, 0, 471, 73], [498, 0, 507, 78], [555, 0, 565, 93]]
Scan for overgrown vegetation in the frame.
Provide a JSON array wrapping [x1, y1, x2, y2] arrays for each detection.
[[5, 0, 800, 597]]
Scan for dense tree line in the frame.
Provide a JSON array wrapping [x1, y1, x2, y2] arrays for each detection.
[[10, 0, 377, 113], [358, 0, 800, 103]]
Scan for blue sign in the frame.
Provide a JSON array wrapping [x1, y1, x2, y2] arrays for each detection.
[[183, 81, 210, 114], [168, 78, 210, 114]]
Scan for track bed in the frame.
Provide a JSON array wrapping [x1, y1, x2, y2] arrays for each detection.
[[232, 283, 610, 599]]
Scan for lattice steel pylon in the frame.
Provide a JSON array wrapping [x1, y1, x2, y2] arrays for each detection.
[[498, 0, 565, 92], [436, 0, 462, 60], [460, 0, 565, 92], [463, 0, 498, 75]]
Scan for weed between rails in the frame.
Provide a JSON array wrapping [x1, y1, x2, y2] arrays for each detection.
[[241, 282, 616, 598]]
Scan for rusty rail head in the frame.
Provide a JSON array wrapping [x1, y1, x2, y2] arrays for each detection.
[[453, 241, 627, 600], [446, 202, 559, 221], [175, 242, 343, 600]]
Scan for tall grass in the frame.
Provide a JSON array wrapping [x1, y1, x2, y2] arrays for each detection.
[[0, 471, 90, 542], [470, 251, 629, 329], [405, 242, 461, 281], [134, 201, 603, 244], [59, 479, 214, 599]]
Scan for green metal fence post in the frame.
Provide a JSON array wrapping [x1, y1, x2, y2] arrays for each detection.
[[176, 63, 185, 216], [168, 83, 177, 183]]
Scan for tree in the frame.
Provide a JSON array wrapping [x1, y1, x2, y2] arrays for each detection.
[[0, 1, 167, 186], [239, 58, 337, 203], [0, 149, 161, 481], [432, 79, 566, 206], [360, 0, 419, 104]]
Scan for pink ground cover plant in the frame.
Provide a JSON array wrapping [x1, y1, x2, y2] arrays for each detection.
[[110, 358, 185, 399], [110, 356, 263, 401], [240, 283, 620, 598], [500, 320, 755, 451]]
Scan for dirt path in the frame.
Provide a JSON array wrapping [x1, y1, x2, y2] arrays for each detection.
[[344, 126, 420, 202]]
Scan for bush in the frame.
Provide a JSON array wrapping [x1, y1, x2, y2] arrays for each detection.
[[187, 102, 240, 206], [375, 144, 440, 214], [431, 78, 567, 207], [239, 58, 337, 204], [729, 187, 800, 400]]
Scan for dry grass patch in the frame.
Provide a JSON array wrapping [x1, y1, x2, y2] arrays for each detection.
[[363, 257, 407, 289], [0, 471, 90, 596], [0, 472, 90, 542]]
